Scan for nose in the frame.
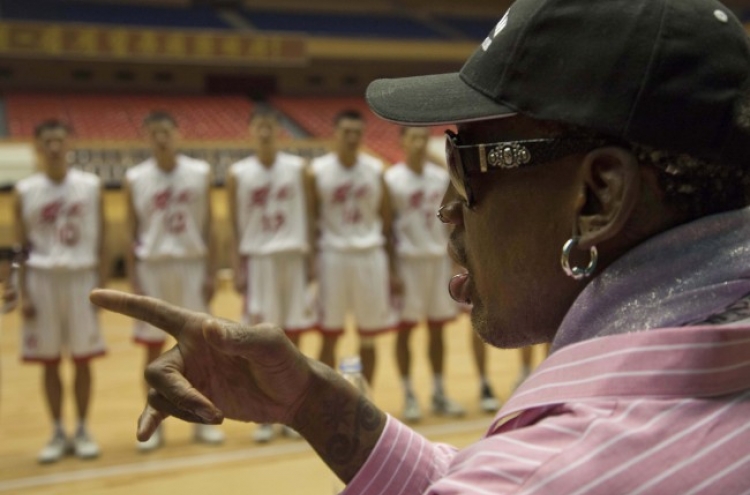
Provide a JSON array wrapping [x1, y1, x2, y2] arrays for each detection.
[[437, 199, 463, 226]]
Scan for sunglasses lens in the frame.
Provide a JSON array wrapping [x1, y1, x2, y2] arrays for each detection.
[[445, 133, 468, 201]]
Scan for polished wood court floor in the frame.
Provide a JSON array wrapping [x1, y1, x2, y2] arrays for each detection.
[[0, 279, 545, 495]]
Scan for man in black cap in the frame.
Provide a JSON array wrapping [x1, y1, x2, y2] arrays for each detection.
[[91, 0, 750, 492]]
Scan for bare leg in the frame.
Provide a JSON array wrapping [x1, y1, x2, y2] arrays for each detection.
[[472, 332, 500, 412], [515, 346, 534, 390], [520, 346, 534, 369], [359, 336, 376, 385], [73, 361, 92, 423], [427, 323, 445, 376], [471, 331, 487, 377], [43, 362, 63, 423], [395, 327, 413, 380], [319, 333, 338, 370]]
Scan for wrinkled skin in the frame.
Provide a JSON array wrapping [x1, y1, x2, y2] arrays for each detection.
[[89, 290, 317, 439]]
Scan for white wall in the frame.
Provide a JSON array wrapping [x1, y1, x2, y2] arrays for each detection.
[[0, 143, 35, 187]]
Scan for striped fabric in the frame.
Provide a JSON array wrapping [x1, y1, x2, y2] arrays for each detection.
[[343, 325, 750, 494]]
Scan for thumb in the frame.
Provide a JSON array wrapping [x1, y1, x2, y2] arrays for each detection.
[[202, 319, 254, 357]]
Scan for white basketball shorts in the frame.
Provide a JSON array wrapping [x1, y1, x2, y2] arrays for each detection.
[[134, 258, 208, 345], [22, 267, 105, 363], [397, 255, 457, 328], [318, 248, 396, 335], [244, 251, 316, 333]]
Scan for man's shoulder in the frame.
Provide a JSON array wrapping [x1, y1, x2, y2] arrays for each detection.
[[178, 155, 210, 175], [358, 153, 384, 172], [69, 169, 101, 188], [424, 162, 449, 180], [15, 173, 44, 192], [384, 162, 407, 183], [229, 156, 257, 175], [126, 159, 153, 180], [310, 152, 335, 171]]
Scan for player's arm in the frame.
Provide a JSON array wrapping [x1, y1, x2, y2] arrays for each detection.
[[203, 174, 217, 304], [380, 174, 402, 296], [12, 188, 34, 317], [226, 169, 245, 293], [123, 177, 141, 294], [96, 183, 108, 288], [303, 163, 319, 282]]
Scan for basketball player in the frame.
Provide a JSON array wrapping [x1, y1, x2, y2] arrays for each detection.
[[309, 109, 400, 384], [8, 120, 106, 463], [227, 108, 314, 443], [125, 111, 224, 451], [386, 127, 465, 421]]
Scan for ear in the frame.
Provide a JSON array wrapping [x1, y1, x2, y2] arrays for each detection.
[[575, 147, 640, 249]]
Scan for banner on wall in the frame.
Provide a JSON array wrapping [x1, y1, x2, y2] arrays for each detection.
[[0, 22, 308, 66]]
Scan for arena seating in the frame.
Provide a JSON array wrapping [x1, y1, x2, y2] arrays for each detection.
[[270, 96, 449, 164], [0, 0, 230, 29], [242, 9, 444, 39], [5, 93, 255, 140]]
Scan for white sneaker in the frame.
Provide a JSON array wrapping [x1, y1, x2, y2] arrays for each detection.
[[480, 384, 501, 413], [194, 424, 225, 445], [137, 426, 163, 453], [403, 395, 422, 423], [281, 426, 302, 439], [73, 432, 100, 460], [432, 394, 466, 417], [38, 433, 70, 464], [253, 424, 275, 443]]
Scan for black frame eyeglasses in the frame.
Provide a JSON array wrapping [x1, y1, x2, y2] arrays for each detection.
[[445, 129, 613, 208]]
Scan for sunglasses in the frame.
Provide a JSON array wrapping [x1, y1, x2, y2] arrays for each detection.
[[445, 129, 613, 208]]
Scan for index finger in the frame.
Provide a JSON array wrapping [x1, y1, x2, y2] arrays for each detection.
[[90, 289, 193, 339]]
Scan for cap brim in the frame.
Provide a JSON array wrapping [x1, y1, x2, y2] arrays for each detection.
[[366, 72, 516, 126]]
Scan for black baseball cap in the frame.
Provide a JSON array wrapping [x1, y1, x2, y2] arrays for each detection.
[[366, 0, 750, 167]]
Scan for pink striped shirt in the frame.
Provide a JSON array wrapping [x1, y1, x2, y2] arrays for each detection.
[[343, 325, 750, 494]]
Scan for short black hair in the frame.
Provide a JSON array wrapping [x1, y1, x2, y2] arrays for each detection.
[[334, 109, 364, 126], [34, 119, 71, 138], [142, 110, 177, 128]]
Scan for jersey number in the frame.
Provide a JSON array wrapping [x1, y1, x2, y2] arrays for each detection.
[[165, 212, 187, 234], [58, 223, 80, 246], [261, 213, 286, 233]]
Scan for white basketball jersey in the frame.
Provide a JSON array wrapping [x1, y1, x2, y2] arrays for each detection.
[[127, 155, 209, 260], [230, 152, 308, 255], [385, 162, 450, 257], [312, 152, 384, 251], [17, 169, 101, 270]]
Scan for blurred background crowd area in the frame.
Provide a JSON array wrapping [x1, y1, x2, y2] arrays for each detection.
[[0, 0, 748, 270]]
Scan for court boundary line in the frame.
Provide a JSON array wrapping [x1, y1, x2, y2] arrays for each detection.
[[0, 418, 492, 492]]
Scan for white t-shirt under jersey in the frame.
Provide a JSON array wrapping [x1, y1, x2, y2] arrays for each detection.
[[311, 152, 385, 251], [17, 169, 101, 270], [127, 155, 210, 261], [230, 152, 309, 256], [385, 162, 450, 258]]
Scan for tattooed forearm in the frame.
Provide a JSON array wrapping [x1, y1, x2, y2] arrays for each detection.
[[324, 397, 382, 469], [292, 363, 387, 484]]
